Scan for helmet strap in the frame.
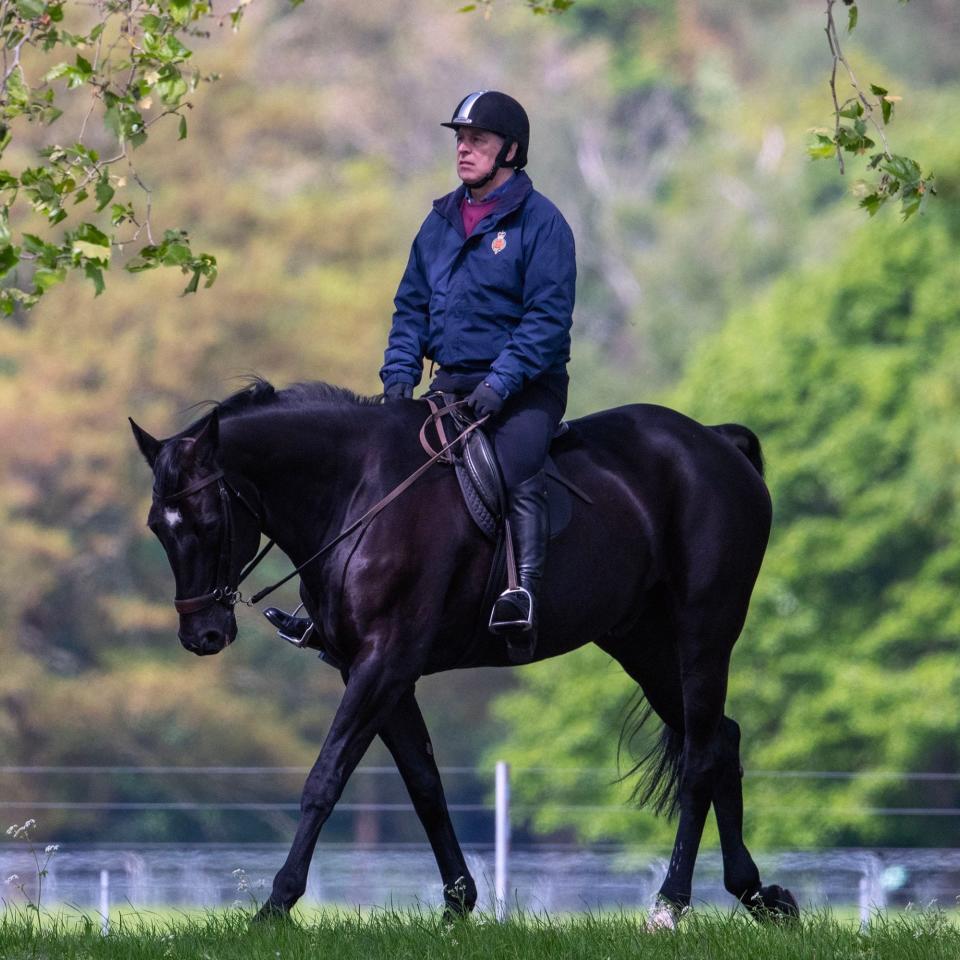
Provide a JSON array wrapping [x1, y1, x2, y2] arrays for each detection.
[[463, 139, 516, 191]]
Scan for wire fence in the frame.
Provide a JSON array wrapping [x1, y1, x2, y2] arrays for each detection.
[[2, 766, 960, 816], [4, 765, 960, 916]]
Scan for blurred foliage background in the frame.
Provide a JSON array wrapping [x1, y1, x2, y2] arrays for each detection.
[[0, 0, 958, 850]]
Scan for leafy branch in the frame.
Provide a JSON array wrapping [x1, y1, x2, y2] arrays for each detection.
[[811, 0, 934, 220], [0, 0, 294, 316]]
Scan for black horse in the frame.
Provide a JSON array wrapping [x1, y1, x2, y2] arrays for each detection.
[[130, 379, 798, 925]]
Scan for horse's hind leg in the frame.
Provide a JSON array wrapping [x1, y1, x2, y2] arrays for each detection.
[[378, 688, 477, 917], [652, 613, 733, 917], [713, 716, 799, 918]]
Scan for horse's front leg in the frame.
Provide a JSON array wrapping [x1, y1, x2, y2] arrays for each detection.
[[255, 651, 415, 919], [378, 687, 477, 917]]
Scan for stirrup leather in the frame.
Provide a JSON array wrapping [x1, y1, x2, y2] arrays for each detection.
[[488, 586, 534, 634]]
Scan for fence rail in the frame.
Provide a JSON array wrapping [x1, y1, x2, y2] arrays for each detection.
[[3, 766, 960, 817]]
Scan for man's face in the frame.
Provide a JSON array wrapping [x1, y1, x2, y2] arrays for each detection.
[[455, 127, 508, 183]]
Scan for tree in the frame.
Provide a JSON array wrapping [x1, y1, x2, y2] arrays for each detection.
[[0, 0, 299, 314], [487, 157, 960, 848]]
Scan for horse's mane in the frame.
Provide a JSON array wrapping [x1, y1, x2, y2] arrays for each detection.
[[178, 377, 382, 430], [216, 377, 383, 417]]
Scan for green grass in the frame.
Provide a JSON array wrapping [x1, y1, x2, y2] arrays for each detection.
[[1, 906, 959, 959]]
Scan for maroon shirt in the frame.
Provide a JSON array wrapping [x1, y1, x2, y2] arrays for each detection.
[[460, 194, 499, 237]]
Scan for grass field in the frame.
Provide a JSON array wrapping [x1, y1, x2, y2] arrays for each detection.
[[2, 906, 960, 960]]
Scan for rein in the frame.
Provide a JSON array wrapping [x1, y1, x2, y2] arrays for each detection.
[[245, 401, 488, 606]]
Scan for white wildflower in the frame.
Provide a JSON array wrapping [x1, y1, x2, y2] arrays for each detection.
[[5, 874, 19, 884], [44, 843, 60, 854]]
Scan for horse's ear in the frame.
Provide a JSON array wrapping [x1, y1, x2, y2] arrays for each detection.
[[129, 418, 161, 468], [191, 409, 220, 464]]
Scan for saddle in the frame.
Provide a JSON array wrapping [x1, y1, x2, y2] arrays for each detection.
[[423, 394, 592, 541]]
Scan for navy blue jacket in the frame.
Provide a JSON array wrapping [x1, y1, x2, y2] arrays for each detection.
[[380, 172, 576, 399]]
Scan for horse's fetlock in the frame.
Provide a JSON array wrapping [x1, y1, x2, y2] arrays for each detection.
[[443, 873, 477, 916]]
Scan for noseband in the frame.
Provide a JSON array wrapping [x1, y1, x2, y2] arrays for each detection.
[[156, 470, 272, 616]]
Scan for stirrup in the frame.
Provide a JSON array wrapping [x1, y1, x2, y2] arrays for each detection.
[[488, 586, 534, 635]]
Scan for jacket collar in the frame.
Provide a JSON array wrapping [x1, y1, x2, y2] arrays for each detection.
[[433, 171, 534, 237]]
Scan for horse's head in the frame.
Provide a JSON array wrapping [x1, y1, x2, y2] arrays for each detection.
[[129, 411, 262, 656]]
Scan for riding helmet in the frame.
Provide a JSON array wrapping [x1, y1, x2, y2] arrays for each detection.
[[441, 91, 529, 169]]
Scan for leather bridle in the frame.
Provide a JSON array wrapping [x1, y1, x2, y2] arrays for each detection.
[[156, 470, 273, 616]]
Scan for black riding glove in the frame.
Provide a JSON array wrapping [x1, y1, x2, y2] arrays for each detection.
[[466, 381, 505, 418], [384, 382, 414, 402]]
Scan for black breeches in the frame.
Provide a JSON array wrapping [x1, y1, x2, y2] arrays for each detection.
[[487, 377, 567, 489]]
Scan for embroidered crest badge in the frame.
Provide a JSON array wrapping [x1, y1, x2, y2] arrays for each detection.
[[491, 231, 507, 255]]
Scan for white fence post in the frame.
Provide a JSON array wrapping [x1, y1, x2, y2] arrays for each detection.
[[99, 869, 110, 934], [495, 760, 510, 922]]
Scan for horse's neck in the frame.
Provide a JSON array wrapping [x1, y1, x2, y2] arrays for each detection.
[[223, 409, 377, 557]]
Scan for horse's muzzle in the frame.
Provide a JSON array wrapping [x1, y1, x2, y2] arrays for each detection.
[[178, 611, 237, 656]]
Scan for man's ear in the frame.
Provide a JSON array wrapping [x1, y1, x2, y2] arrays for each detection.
[[129, 418, 161, 468]]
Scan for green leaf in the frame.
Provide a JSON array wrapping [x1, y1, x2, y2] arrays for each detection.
[[0, 243, 19, 275], [847, 3, 857, 32], [110, 202, 135, 226], [72, 240, 111, 264], [458, 3, 476, 9], [869, 83, 889, 97], [95, 176, 114, 212], [881, 98, 893, 125], [16, 0, 45, 18], [808, 139, 836, 161], [156, 66, 188, 106], [84, 261, 105, 296], [178, 115, 188, 140], [838, 103, 863, 120], [44, 62, 71, 83], [858, 192, 884, 217], [73, 223, 110, 247], [881, 155, 921, 184], [32, 266, 67, 291]]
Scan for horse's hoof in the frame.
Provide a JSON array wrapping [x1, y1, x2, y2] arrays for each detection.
[[251, 900, 293, 925], [646, 896, 688, 931], [442, 875, 477, 923], [744, 884, 800, 922]]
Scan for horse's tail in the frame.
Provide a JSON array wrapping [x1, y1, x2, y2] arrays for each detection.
[[617, 692, 685, 818], [710, 423, 765, 478]]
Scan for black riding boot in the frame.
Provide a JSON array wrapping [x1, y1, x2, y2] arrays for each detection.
[[263, 607, 314, 647], [489, 471, 548, 664]]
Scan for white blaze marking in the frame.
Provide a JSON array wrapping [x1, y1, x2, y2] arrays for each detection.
[[164, 508, 183, 529]]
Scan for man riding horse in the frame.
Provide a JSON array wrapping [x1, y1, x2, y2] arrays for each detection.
[[266, 91, 576, 663]]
